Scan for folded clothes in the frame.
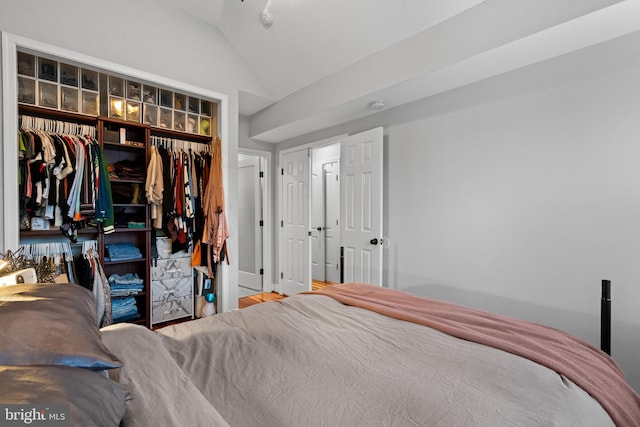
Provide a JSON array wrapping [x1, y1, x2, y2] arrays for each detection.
[[107, 248, 141, 257], [113, 312, 140, 323], [111, 284, 143, 289], [105, 254, 143, 262], [111, 289, 142, 297], [109, 273, 144, 297], [110, 283, 144, 289], [112, 296, 140, 323], [112, 297, 137, 309], [104, 243, 142, 263], [106, 243, 142, 258], [106, 242, 139, 251], [113, 307, 138, 317], [110, 286, 144, 297], [108, 273, 144, 286], [113, 311, 139, 321]]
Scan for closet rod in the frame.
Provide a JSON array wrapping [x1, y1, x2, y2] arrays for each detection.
[[19, 114, 96, 138], [150, 135, 211, 153]]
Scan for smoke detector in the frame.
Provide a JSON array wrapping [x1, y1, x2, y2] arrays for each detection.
[[369, 100, 385, 110], [260, 9, 273, 28]]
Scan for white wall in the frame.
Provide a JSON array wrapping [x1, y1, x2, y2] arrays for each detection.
[[274, 31, 640, 391], [386, 32, 640, 392]]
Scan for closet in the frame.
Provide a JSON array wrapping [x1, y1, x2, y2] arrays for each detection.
[[13, 46, 225, 328]]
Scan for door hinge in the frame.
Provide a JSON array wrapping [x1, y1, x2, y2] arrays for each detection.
[[281, 168, 284, 176], [260, 268, 264, 275], [280, 220, 284, 227], [259, 171, 264, 178], [308, 231, 312, 236], [259, 220, 264, 227], [280, 272, 284, 279]]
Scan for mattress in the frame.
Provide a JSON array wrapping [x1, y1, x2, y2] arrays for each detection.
[[101, 284, 640, 426]]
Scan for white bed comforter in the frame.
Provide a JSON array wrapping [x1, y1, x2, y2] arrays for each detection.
[[102, 293, 615, 426]]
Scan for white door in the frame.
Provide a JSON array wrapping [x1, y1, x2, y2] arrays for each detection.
[[238, 156, 263, 291], [324, 161, 340, 283], [281, 149, 311, 296], [340, 127, 384, 285], [311, 161, 324, 281]]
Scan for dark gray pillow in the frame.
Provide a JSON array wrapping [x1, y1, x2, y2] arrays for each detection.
[[0, 365, 130, 427], [0, 283, 121, 370], [101, 323, 230, 427]]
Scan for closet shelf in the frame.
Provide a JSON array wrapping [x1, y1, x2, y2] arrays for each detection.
[[113, 203, 147, 208], [112, 227, 151, 232], [20, 228, 99, 237], [99, 116, 150, 131], [19, 104, 97, 124], [104, 258, 147, 265], [109, 178, 145, 184], [103, 141, 146, 151], [112, 292, 147, 299], [152, 127, 212, 143]]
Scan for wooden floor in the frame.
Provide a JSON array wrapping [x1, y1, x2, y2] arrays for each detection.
[[238, 280, 332, 309], [238, 290, 284, 309]]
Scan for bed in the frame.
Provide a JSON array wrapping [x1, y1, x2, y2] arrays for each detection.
[[1, 282, 639, 426]]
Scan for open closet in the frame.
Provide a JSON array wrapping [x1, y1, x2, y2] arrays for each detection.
[[3, 33, 230, 327]]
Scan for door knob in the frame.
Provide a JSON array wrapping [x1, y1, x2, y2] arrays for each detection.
[[317, 227, 322, 231], [370, 238, 379, 245]]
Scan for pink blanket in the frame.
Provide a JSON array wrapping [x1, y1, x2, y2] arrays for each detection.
[[308, 283, 640, 427]]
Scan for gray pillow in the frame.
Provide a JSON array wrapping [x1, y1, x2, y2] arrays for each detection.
[[0, 283, 121, 370], [101, 323, 230, 427], [0, 365, 130, 427]]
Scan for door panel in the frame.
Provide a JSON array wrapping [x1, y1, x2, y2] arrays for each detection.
[[340, 127, 383, 286], [281, 149, 310, 296], [324, 161, 340, 283]]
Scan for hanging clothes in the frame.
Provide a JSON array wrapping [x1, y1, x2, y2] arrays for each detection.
[[148, 136, 213, 257], [202, 136, 229, 277], [94, 144, 115, 234], [18, 116, 112, 242], [81, 240, 112, 327], [16, 240, 111, 327], [158, 145, 174, 228], [146, 145, 164, 229], [191, 150, 208, 244]]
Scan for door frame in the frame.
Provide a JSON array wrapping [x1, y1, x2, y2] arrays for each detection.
[[277, 134, 347, 294], [239, 148, 273, 293]]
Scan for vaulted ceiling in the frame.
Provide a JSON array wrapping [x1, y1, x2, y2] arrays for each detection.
[[158, 0, 640, 142]]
